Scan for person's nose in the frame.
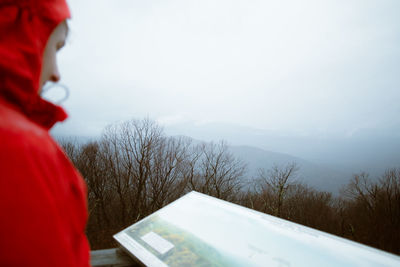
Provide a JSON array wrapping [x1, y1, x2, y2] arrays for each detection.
[[50, 64, 61, 83]]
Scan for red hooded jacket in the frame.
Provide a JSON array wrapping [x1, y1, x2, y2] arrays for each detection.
[[0, 0, 90, 266]]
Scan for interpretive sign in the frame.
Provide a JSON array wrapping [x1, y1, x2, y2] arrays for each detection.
[[114, 191, 400, 266]]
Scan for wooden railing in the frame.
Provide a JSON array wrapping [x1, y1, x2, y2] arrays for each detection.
[[90, 248, 139, 267]]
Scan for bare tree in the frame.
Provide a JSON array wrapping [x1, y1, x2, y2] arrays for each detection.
[[100, 119, 164, 223], [185, 141, 247, 202], [78, 142, 113, 227], [285, 184, 336, 232], [341, 169, 400, 253], [100, 119, 192, 223], [59, 138, 78, 161], [255, 162, 299, 217], [147, 136, 191, 212]]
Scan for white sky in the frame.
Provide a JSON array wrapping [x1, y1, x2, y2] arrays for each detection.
[[51, 0, 400, 138]]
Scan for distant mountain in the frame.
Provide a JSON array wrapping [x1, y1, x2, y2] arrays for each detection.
[[166, 135, 351, 193], [165, 122, 400, 183], [55, 123, 397, 195], [228, 145, 351, 194]]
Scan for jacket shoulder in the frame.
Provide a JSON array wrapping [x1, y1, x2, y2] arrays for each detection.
[[0, 101, 90, 267], [0, 101, 50, 141], [0, 100, 82, 187]]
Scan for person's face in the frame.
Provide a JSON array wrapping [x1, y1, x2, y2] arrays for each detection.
[[39, 21, 68, 92]]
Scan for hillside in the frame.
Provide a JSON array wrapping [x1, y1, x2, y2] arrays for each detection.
[[228, 145, 351, 194]]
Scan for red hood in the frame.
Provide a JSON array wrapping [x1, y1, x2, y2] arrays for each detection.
[[0, 0, 71, 130]]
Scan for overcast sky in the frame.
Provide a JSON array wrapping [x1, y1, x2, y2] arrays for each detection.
[[51, 0, 400, 140]]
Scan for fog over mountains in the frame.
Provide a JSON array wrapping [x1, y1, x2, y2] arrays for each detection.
[[55, 120, 399, 195], [163, 121, 400, 193], [228, 145, 348, 194]]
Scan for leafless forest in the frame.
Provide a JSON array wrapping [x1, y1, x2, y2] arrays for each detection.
[[60, 118, 400, 255]]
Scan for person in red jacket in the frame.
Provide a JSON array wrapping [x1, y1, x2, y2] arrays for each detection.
[[0, 0, 90, 266]]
